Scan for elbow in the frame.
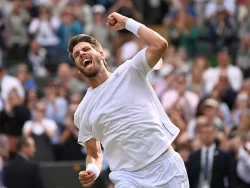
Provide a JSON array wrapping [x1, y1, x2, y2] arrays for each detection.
[[156, 39, 168, 54]]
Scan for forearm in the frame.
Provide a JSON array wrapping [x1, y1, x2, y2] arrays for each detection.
[[125, 18, 167, 67], [86, 153, 103, 172], [137, 25, 167, 51], [85, 139, 103, 173]]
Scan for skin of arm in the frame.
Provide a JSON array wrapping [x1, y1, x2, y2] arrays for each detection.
[[85, 138, 103, 171], [107, 12, 168, 69], [79, 138, 103, 187]]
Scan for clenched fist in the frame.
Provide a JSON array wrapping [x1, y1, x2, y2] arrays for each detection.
[[107, 12, 128, 31], [79, 170, 96, 187]]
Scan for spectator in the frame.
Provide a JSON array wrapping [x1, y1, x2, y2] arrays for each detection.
[[43, 82, 68, 126], [5, 0, 30, 60], [23, 100, 57, 162], [203, 47, 243, 94], [28, 5, 60, 64], [162, 73, 199, 122], [25, 88, 39, 113], [59, 102, 84, 161], [3, 136, 44, 188], [86, 4, 115, 53], [187, 99, 224, 140], [16, 63, 36, 91], [238, 0, 250, 41], [210, 89, 232, 126], [236, 34, 250, 78], [187, 122, 236, 188], [0, 134, 9, 187], [0, 63, 25, 103], [23, 0, 38, 19], [208, 4, 237, 54], [205, 0, 236, 20], [232, 92, 249, 126], [109, 0, 143, 50], [187, 56, 209, 97], [236, 133, 250, 188], [176, 142, 192, 166], [117, 37, 145, 66], [167, 1, 198, 56], [57, 6, 83, 62], [28, 40, 48, 77], [0, 89, 31, 158]]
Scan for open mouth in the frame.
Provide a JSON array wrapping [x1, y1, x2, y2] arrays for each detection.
[[83, 59, 93, 68]]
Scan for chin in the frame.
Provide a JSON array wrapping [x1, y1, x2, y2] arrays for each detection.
[[83, 70, 99, 78]]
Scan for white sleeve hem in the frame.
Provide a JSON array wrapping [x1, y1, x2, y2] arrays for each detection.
[[78, 136, 93, 147]]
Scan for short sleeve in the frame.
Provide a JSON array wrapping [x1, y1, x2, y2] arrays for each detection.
[[74, 114, 93, 147], [23, 121, 32, 134], [130, 48, 163, 77], [46, 120, 57, 132]]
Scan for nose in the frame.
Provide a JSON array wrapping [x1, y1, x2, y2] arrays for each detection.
[[79, 50, 86, 57]]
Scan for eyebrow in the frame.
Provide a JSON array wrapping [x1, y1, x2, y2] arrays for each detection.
[[73, 46, 91, 58]]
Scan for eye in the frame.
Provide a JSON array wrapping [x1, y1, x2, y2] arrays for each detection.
[[83, 47, 90, 52], [74, 53, 79, 59]]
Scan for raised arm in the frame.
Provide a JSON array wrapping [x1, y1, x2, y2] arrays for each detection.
[[79, 138, 103, 187], [107, 12, 168, 68]]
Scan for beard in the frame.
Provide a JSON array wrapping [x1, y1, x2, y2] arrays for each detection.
[[78, 67, 100, 78], [77, 55, 103, 78]]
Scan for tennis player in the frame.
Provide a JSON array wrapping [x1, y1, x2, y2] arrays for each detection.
[[68, 12, 189, 188]]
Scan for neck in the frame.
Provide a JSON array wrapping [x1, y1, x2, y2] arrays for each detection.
[[88, 67, 111, 89], [18, 152, 29, 159], [204, 143, 214, 148]]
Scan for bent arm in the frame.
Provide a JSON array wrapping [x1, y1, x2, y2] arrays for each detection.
[[85, 138, 103, 173], [137, 25, 168, 69]]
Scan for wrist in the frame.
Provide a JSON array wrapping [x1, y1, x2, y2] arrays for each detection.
[[125, 18, 143, 37], [86, 163, 100, 179]]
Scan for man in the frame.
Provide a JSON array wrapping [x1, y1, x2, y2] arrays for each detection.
[[0, 63, 25, 106], [3, 136, 44, 188], [0, 134, 9, 187], [187, 122, 236, 188], [203, 47, 243, 94], [68, 12, 188, 187]]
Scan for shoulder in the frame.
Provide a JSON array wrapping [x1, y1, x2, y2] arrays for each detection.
[[43, 119, 57, 126], [229, 65, 242, 74], [23, 120, 33, 127], [3, 75, 18, 82], [74, 95, 90, 128], [189, 149, 201, 159], [56, 97, 68, 105]]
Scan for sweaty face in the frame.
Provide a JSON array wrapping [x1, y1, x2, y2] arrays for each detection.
[[72, 42, 104, 78]]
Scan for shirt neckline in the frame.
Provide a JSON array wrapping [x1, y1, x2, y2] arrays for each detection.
[[87, 73, 113, 93]]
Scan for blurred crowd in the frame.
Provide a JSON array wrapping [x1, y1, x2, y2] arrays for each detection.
[[0, 0, 250, 187]]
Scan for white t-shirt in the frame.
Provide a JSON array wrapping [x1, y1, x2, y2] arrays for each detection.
[[0, 74, 25, 101], [23, 119, 57, 136], [203, 65, 243, 94], [74, 48, 180, 172]]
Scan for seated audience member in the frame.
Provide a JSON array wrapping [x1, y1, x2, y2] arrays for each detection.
[[3, 136, 44, 188], [23, 100, 57, 162], [187, 123, 236, 188]]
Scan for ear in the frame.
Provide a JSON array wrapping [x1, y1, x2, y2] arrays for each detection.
[[99, 51, 105, 60]]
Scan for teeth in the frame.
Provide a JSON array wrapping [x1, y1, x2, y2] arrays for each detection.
[[84, 59, 90, 63]]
